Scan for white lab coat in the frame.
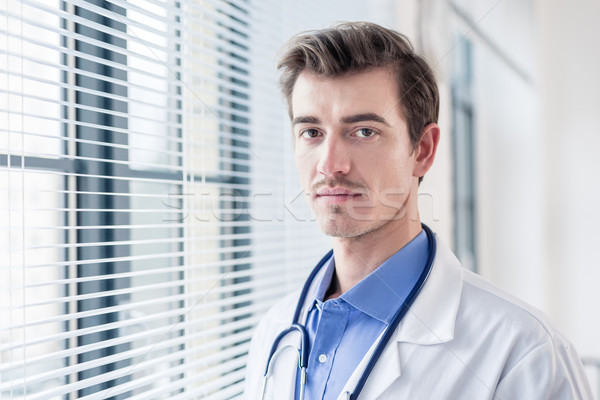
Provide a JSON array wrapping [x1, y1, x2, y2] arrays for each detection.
[[244, 236, 593, 399]]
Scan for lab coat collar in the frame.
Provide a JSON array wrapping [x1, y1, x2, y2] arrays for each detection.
[[395, 234, 463, 344]]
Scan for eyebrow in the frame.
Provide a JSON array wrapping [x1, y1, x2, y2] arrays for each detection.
[[340, 113, 391, 126], [291, 113, 390, 127], [291, 115, 320, 126]]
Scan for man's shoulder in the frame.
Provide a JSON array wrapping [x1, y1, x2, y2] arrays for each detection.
[[453, 270, 592, 398], [457, 268, 568, 349]]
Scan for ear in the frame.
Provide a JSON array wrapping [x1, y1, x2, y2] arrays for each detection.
[[413, 123, 440, 178]]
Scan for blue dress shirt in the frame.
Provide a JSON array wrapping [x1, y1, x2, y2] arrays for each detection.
[[295, 230, 430, 400]]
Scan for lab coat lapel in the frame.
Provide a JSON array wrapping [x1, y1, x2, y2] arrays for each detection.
[[396, 235, 463, 344], [337, 330, 402, 400]]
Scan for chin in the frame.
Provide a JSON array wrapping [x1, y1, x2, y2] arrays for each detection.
[[316, 206, 407, 239], [318, 218, 383, 239]]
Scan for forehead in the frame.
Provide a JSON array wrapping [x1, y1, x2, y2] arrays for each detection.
[[291, 68, 404, 121]]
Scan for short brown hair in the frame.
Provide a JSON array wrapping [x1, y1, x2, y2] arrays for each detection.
[[277, 21, 439, 150]]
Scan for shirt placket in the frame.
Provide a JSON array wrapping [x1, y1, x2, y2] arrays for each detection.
[[305, 299, 350, 399]]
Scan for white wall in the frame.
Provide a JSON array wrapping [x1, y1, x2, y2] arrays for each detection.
[[537, 0, 600, 359], [445, 0, 600, 364]]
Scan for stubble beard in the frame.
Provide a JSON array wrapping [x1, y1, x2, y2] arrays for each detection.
[[316, 203, 405, 240]]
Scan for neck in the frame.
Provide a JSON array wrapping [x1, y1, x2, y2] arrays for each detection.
[[327, 217, 423, 298]]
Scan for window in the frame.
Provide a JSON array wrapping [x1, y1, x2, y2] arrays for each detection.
[[1, 0, 366, 398], [451, 37, 477, 272]]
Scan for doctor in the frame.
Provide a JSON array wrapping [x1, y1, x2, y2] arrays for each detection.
[[244, 22, 592, 399]]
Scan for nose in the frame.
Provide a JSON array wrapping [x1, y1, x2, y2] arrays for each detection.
[[316, 135, 351, 178]]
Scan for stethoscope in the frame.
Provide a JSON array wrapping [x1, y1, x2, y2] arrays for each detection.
[[260, 224, 437, 400]]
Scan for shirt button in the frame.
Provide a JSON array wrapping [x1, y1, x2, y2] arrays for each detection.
[[318, 354, 327, 363]]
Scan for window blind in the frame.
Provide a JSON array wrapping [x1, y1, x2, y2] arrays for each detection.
[[1, 0, 365, 398]]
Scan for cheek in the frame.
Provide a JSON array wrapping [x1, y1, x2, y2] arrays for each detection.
[[372, 153, 414, 191], [294, 150, 314, 185]]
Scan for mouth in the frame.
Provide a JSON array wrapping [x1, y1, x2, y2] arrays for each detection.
[[314, 187, 363, 204]]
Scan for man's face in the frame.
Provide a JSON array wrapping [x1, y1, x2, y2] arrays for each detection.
[[292, 67, 420, 238]]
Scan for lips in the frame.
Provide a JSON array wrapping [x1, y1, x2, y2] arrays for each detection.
[[314, 187, 362, 203], [316, 187, 358, 196]]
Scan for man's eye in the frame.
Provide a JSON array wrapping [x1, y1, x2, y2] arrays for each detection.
[[301, 129, 321, 138], [355, 128, 376, 138]]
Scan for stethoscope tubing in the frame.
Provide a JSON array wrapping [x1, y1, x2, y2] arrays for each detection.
[[292, 249, 333, 324], [264, 323, 310, 373]]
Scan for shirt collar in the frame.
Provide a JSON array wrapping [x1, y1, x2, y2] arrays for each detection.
[[310, 230, 430, 323]]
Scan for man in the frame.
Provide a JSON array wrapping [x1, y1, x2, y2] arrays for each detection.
[[244, 22, 592, 399]]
